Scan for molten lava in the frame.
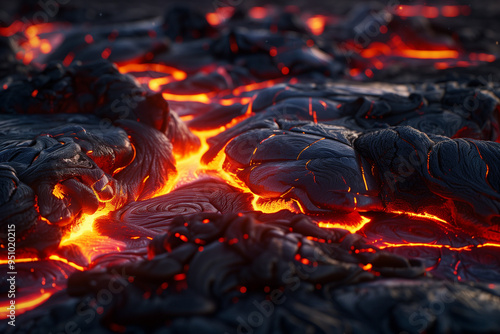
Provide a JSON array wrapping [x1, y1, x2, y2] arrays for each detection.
[[2, 5, 500, 328]]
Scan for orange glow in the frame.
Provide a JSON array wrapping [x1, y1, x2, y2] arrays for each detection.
[[8, 16, 500, 318], [1, 23, 68, 65], [162, 92, 212, 104], [394, 5, 467, 18], [204, 7, 234, 27], [387, 210, 449, 225], [306, 15, 326, 36], [0, 255, 84, 270], [206, 13, 222, 26], [23, 51, 33, 65], [472, 53, 496, 62], [152, 93, 303, 215], [148, 77, 172, 91], [59, 206, 126, 263], [0, 257, 39, 265], [25, 23, 56, 38], [159, 128, 223, 192], [29, 36, 41, 48], [162, 91, 256, 106], [0, 20, 24, 37], [0, 292, 54, 318], [394, 5, 421, 17], [397, 49, 459, 59], [48, 255, 85, 271], [220, 97, 252, 105], [360, 39, 459, 60], [232, 79, 280, 96], [7, 9, 500, 324], [362, 263, 373, 270], [318, 214, 372, 233], [442, 6, 460, 17], [40, 40, 52, 54], [251, 196, 302, 214], [119, 63, 189, 92], [22, 24, 57, 60], [434, 62, 449, 70], [377, 242, 500, 252], [118, 63, 187, 79], [422, 6, 439, 19], [342, 33, 495, 75], [360, 165, 369, 191], [249, 7, 268, 20], [157, 102, 254, 195], [359, 43, 391, 58], [52, 184, 66, 199], [349, 68, 361, 76]]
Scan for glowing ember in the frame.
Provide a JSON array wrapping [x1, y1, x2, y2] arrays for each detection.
[[393, 5, 470, 18], [306, 16, 326, 36]]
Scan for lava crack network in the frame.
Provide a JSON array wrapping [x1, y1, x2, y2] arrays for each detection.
[[2, 2, 500, 333]]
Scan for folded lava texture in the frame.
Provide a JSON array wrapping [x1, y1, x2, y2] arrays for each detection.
[[1, 1, 500, 333]]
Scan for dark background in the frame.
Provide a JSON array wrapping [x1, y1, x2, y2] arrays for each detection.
[[1, 0, 499, 23]]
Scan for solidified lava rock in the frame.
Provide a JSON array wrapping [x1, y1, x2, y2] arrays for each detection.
[[11, 212, 500, 334], [215, 120, 382, 213], [203, 118, 500, 231], [355, 126, 500, 226], [0, 60, 199, 238], [193, 81, 500, 140], [115, 178, 254, 234], [3, 2, 500, 334]]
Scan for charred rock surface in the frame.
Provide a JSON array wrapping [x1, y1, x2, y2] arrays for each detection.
[[0, 60, 199, 239], [9, 213, 500, 334], [204, 117, 500, 232], [2, 1, 500, 333], [194, 81, 500, 140]]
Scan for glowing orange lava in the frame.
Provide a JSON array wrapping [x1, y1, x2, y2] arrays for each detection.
[[387, 210, 449, 225], [318, 214, 372, 233], [59, 206, 126, 264], [359, 37, 460, 60], [346, 33, 496, 76], [118, 63, 187, 91], [0, 291, 55, 318], [377, 242, 500, 251], [52, 184, 66, 199], [4, 8, 500, 323], [48, 255, 85, 271]]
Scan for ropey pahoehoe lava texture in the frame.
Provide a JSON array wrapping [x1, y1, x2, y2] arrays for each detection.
[[1, 1, 500, 333]]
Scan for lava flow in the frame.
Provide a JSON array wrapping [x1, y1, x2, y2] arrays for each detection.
[[2, 1, 500, 332]]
